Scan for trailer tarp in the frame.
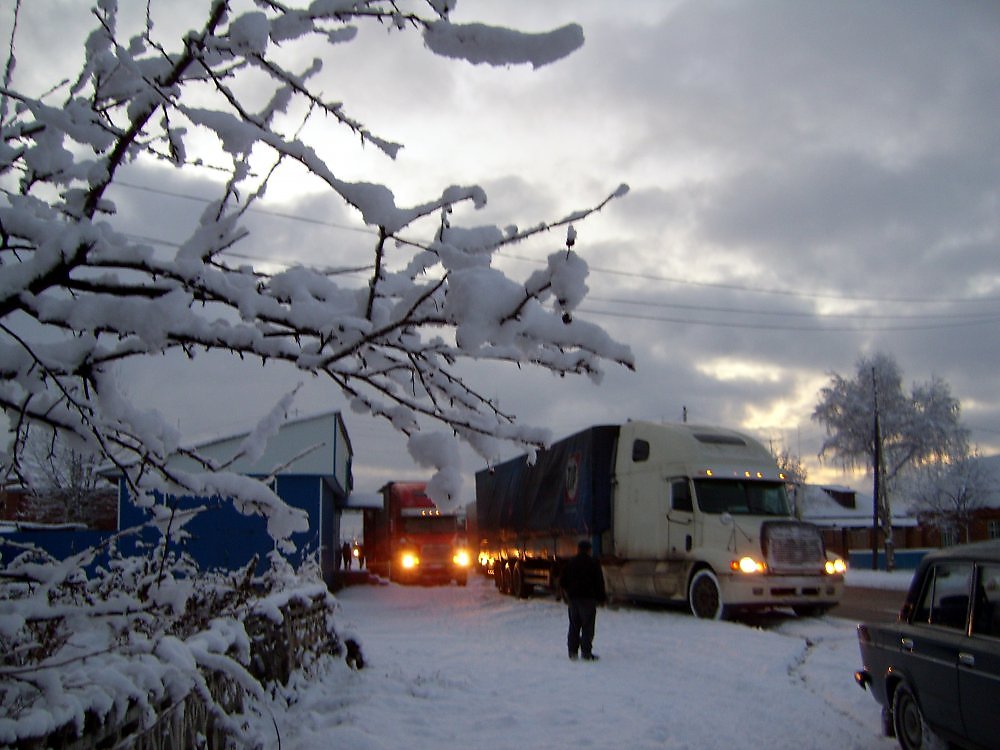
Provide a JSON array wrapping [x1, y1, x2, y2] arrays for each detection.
[[476, 425, 619, 536]]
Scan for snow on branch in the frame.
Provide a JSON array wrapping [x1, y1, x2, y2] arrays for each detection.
[[1, 0, 631, 530]]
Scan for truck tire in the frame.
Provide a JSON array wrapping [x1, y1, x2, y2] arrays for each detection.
[[688, 568, 727, 620]]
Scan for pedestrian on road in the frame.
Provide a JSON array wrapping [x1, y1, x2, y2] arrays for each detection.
[[342, 541, 352, 570], [558, 539, 606, 661]]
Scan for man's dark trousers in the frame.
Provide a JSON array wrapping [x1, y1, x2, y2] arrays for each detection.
[[567, 597, 598, 657]]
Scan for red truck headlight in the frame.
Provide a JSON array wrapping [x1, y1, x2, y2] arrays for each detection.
[[453, 549, 471, 567], [400, 552, 420, 569]]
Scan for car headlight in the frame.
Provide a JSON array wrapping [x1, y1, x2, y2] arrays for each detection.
[[453, 549, 471, 567], [400, 552, 419, 569], [825, 558, 847, 575]]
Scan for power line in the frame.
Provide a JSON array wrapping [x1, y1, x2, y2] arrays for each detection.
[[580, 306, 1000, 332], [111, 179, 1000, 317], [586, 295, 1000, 322], [499, 253, 1000, 306], [114, 180, 374, 236]]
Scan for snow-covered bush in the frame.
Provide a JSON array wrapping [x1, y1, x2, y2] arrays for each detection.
[[0, 538, 344, 746]]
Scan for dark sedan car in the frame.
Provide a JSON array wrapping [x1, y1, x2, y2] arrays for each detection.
[[855, 540, 1000, 750]]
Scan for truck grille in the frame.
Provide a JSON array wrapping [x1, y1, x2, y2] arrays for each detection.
[[762, 522, 824, 574], [420, 544, 452, 562]]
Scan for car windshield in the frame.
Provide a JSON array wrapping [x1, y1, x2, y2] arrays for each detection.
[[693, 479, 790, 516]]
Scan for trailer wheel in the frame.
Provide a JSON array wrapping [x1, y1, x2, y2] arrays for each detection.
[[688, 568, 727, 620], [497, 563, 512, 595]]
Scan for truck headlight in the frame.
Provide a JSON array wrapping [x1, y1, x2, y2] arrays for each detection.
[[824, 558, 847, 575], [400, 552, 419, 570], [453, 550, 471, 567], [730, 556, 766, 574]]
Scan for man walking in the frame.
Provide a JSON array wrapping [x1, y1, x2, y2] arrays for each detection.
[[558, 539, 606, 661]]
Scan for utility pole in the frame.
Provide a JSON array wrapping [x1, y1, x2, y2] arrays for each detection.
[[871, 368, 894, 571], [872, 377, 881, 571]]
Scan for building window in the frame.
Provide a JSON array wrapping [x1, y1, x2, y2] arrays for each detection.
[[988, 520, 1000, 541]]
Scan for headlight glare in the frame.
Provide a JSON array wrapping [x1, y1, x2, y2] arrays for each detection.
[[825, 558, 847, 575], [731, 556, 765, 574]]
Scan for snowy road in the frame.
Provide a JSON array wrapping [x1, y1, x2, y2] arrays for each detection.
[[266, 574, 896, 749]]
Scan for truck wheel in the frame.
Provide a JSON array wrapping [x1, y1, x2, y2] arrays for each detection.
[[511, 564, 534, 599], [892, 681, 946, 750], [688, 569, 726, 620]]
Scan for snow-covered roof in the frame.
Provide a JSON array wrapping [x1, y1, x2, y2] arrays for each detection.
[[797, 484, 918, 528], [172, 410, 352, 479]]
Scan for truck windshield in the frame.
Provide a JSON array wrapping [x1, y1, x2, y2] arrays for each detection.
[[401, 516, 458, 534], [693, 479, 790, 516]]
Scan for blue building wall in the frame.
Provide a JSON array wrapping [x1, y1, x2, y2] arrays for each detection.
[[117, 474, 342, 581], [2, 475, 345, 587], [0, 528, 112, 569], [848, 548, 929, 570]]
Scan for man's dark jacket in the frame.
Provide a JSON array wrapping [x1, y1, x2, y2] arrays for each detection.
[[559, 551, 606, 602]]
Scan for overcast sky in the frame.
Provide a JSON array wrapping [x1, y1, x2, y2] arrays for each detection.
[[6, 1, 999, 497]]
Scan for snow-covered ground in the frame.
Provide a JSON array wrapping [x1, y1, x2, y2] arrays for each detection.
[[260, 573, 906, 749]]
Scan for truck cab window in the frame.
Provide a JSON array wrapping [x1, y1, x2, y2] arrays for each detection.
[[632, 439, 650, 462], [692, 480, 790, 516], [672, 480, 693, 512]]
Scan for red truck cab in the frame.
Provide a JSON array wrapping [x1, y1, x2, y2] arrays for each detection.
[[364, 482, 470, 586]]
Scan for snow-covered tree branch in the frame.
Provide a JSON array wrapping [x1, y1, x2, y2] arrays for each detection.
[[0, 0, 633, 519]]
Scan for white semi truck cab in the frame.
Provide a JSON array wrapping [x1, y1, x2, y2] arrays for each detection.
[[603, 421, 844, 618]]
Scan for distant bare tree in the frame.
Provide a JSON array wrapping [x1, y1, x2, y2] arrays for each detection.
[[17, 427, 115, 527], [906, 450, 994, 544]]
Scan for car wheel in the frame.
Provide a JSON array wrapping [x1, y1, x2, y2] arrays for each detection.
[[688, 569, 726, 620], [892, 681, 946, 750]]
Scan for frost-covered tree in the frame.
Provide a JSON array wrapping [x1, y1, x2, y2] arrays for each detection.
[[0, 0, 633, 524], [812, 352, 967, 567], [904, 449, 994, 545]]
